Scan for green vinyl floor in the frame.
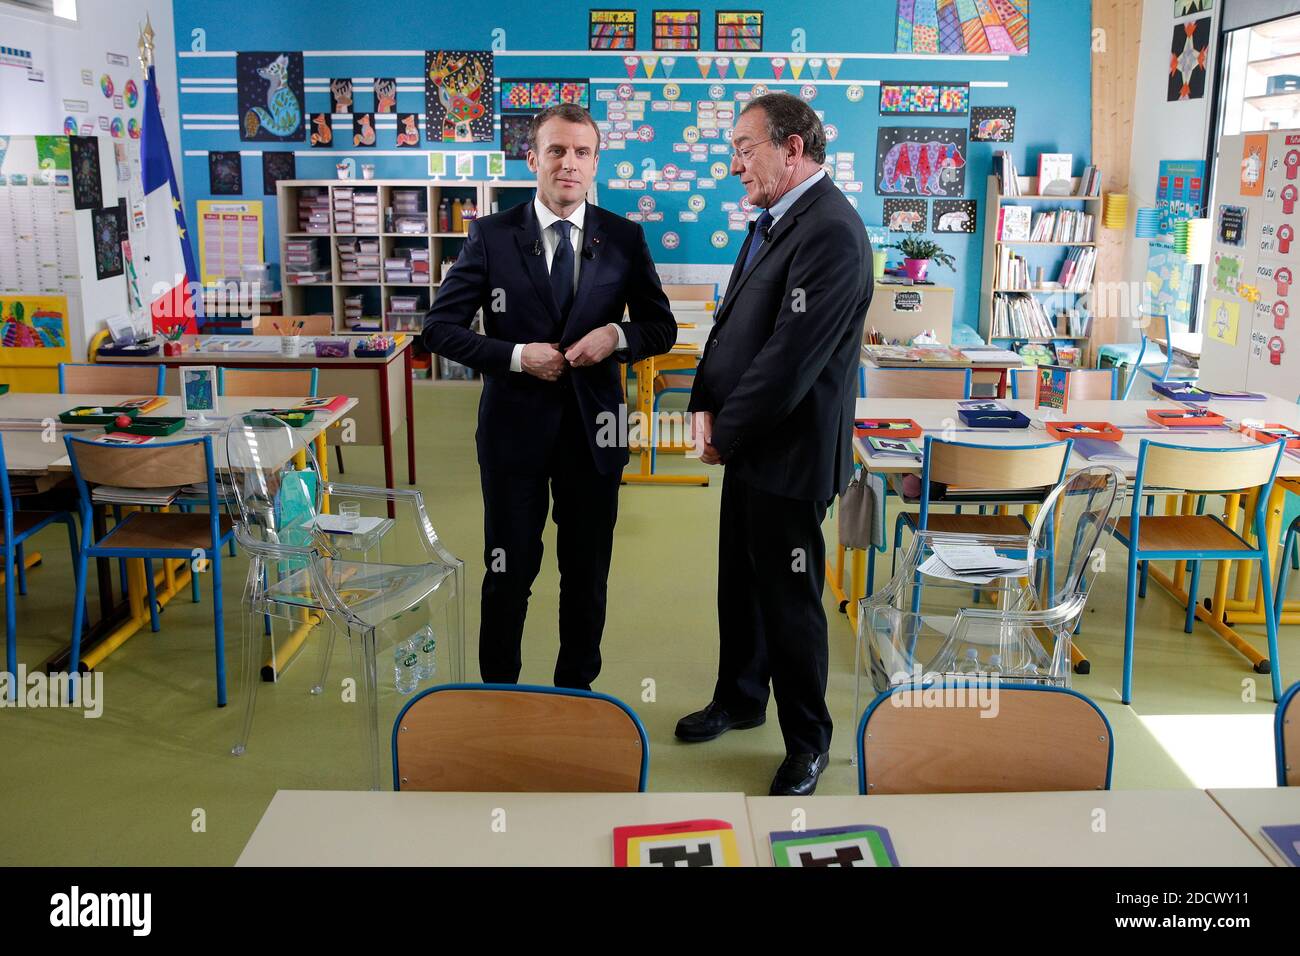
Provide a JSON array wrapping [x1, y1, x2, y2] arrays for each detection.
[[0, 382, 1296, 865]]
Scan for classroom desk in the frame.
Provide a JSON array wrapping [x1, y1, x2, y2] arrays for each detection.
[[830, 396, 1300, 676], [96, 334, 416, 491], [746, 791, 1273, 866], [624, 322, 710, 487], [236, 790, 756, 866], [1207, 788, 1300, 867], [860, 346, 1023, 398], [0, 392, 357, 676]]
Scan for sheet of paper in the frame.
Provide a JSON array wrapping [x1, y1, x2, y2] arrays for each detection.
[[931, 542, 1028, 575], [312, 514, 385, 535]]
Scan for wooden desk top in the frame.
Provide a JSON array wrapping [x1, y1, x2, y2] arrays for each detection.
[[236, 790, 756, 867], [1207, 788, 1300, 867], [747, 790, 1272, 866], [0, 393, 357, 474]]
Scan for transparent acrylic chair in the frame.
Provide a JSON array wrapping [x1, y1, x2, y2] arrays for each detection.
[[223, 412, 464, 789], [854, 465, 1126, 750]]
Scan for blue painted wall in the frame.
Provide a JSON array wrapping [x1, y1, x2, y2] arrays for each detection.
[[170, 0, 1093, 330]]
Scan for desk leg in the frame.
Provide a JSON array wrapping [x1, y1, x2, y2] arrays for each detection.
[[404, 346, 416, 484], [622, 354, 709, 486], [378, 365, 397, 517], [996, 369, 1008, 398], [315, 432, 330, 514]]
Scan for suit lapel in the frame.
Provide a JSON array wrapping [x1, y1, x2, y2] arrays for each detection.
[[561, 209, 605, 342], [515, 202, 561, 325], [713, 176, 834, 325]]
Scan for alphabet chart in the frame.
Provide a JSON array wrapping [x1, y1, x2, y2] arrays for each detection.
[[1200, 129, 1300, 401]]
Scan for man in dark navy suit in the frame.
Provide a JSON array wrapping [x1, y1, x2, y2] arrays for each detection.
[[423, 104, 676, 689], [675, 93, 873, 796]]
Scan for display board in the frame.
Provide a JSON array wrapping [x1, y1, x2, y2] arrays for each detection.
[[1198, 129, 1300, 401]]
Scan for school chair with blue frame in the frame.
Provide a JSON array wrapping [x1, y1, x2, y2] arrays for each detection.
[[857, 681, 1114, 794], [57, 362, 165, 396], [1109, 439, 1287, 704], [861, 366, 971, 400], [1278, 681, 1299, 786], [217, 366, 319, 398], [1011, 367, 1117, 401], [392, 683, 649, 792], [1120, 313, 1198, 400]]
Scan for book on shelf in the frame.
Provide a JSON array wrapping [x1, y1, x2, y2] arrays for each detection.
[[1057, 247, 1097, 291], [1029, 209, 1094, 243], [991, 293, 1056, 339], [998, 205, 1031, 242], [995, 151, 1021, 195], [1037, 153, 1074, 196], [1076, 165, 1102, 197]]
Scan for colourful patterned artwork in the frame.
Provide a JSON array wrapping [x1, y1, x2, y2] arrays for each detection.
[[425, 50, 494, 143], [499, 79, 589, 111], [1143, 242, 1194, 330], [896, 0, 1029, 56], [654, 10, 701, 51], [970, 106, 1016, 142], [716, 11, 763, 51], [236, 51, 305, 142], [590, 9, 636, 50], [880, 80, 969, 115], [876, 126, 968, 197], [1168, 16, 1210, 101], [0, 295, 68, 349], [501, 114, 533, 160]]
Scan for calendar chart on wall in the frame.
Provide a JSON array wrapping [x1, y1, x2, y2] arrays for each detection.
[[1199, 129, 1300, 402]]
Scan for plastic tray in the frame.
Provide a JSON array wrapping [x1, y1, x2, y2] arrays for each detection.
[[957, 408, 1031, 429], [1047, 421, 1124, 441], [253, 408, 317, 427], [1147, 408, 1226, 428], [1151, 381, 1209, 402], [354, 345, 396, 358], [854, 417, 922, 439], [106, 416, 186, 436], [60, 406, 141, 425], [1241, 422, 1300, 450]]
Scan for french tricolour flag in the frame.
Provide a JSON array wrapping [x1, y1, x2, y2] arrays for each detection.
[[141, 64, 201, 333]]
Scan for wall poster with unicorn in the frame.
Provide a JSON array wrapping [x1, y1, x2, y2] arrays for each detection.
[[424, 50, 495, 143], [237, 51, 306, 142]]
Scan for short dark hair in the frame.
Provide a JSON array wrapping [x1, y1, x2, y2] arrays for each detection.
[[528, 104, 602, 154], [742, 92, 826, 164]]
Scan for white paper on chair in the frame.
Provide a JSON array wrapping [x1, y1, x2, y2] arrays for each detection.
[[311, 514, 385, 535], [931, 543, 1030, 577], [918, 555, 1000, 584]]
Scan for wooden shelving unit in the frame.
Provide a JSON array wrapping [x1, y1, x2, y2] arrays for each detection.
[[979, 174, 1104, 365]]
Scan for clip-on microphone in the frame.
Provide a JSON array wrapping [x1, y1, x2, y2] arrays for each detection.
[[531, 240, 543, 256]]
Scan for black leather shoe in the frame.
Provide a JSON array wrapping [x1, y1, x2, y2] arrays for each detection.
[[769, 752, 830, 796], [674, 701, 765, 742]]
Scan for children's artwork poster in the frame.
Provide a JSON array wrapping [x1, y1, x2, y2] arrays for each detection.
[[196, 200, 264, 286], [309, 112, 333, 147], [1034, 365, 1070, 414], [895, 0, 1029, 56], [91, 205, 124, 281], [261, 151, 296, 195], [395, 113, 420, 147], [68, 134, 102, 210], [1168, 17, 1211, 101], [590, 9, 637, 49], [424, 50, 494, 143], [1241, 133, 1267, 197], [500, 79, 590, 111], [1143, 242, 1195, 329], [208, 150, 243, 195], [353, 113, 376, 147], [653, 10, 701, 51], [1207, 296, 1240, 346], [1217, 203, 1248, 247], [716, 10, 762, 51], [181, 366, 218, 415], [1213, 251, 1244, 294], [330, 78, 354, 113], [236, 52, 306, 142], [932, 198, 977, 233], [883, 198, 927, 232], [1175, 0, 1213, 17], [879, 81, 969, 116], [969, 106, 1016, 142], [0, 295, 68, 349], [374, 77, 397, 114], [1156, 159, 1205, 235], [876, 126, 967, 198], [501, 114, 533, 160]]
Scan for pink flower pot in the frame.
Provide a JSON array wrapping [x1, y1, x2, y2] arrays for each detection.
[[903, 258, 931, 282]]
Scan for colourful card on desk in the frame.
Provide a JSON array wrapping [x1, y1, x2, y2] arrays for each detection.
[[868, 436, 922, 457], [769, 825, 900, 867], [96, 432, 153, 445], [1261, 825, 1300, 866], [118, 396, 167, 413], [613, 819, 740, 867], [294, 395, 348, 413]]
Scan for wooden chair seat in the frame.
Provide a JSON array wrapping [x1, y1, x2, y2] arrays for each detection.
[[0, 511, 64, 541], [99, 512, 234, 552], [900, 512, 1031, 536], [1113, 515, 1251, 554]]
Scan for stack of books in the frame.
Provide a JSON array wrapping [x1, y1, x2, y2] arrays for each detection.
[[991, 293, 1056, 339], [995, 246, 1034, 289], [1076, 165, 1103, 197], [297, 188, 331, 234], [1057, 248, 1097, 291], [1030, 210, 1094, 243], [92, 484, 179, 505], [994, 151, 1021, 195]]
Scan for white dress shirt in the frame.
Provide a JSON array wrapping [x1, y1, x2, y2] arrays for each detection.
[[767, 168, 826, 224], [510, 196, 626, 373]]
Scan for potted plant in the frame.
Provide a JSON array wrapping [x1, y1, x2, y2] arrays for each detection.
[[881, 236, 957, 282]]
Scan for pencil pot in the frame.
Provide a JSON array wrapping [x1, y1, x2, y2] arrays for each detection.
[[281, 335, 301, 358], [162, 341, 185, 356]]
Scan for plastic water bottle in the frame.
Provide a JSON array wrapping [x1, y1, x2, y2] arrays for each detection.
[[394, 638, 419, 694], [414, 625, 437, 681], [956, 648, 980, 675], [987, 654, 1003, 678]]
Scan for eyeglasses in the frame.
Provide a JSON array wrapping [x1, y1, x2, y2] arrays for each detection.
[[730, 138, 775, 164]]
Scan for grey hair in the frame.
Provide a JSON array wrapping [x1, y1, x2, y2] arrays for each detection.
[[742, 92, 826, 164]]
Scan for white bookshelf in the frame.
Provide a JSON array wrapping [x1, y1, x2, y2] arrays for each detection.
[[978, 175, 1104, 364]]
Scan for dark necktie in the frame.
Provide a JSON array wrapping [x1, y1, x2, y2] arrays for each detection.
[[549, 220, 575, 318], [741, 209, 774, 274]]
